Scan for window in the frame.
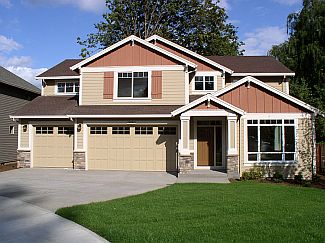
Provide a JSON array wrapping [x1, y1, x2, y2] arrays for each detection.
[[247, 119, 296, 162], [158, 127, 177, 135], [112, 126, 130, 134], [89, 126, 107, 134], [58, 127, 74, 135], [117, 72, 149, 98], [135, 126, 153, 135], [194, 75, 214, 91], [9, 126, 14, 135], [57, 82, 79, 94], [36, 127, 53, 134]]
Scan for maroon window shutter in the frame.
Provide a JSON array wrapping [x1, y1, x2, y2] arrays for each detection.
[[151, 71, 162, 99], [103, 72, 114, 99]]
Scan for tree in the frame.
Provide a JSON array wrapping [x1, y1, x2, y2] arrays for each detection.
[[268, 0, 325, 141], [77, 0, 243, 58]]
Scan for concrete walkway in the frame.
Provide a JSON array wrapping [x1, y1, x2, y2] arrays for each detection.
[[177, 170, 230, 183], [0, 196, 108, 243]]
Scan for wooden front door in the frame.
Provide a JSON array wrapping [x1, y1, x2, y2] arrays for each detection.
[[197, 127, 214, 166]]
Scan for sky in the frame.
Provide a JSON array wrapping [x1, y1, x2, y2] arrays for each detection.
[[0, 0, 303, 88]]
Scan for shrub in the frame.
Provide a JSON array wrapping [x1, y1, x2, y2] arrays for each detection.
[[294, 173, 304, 184], [272, 172, 284, 183], [241, 166, 265, 180], [312, 174, 321, 183]]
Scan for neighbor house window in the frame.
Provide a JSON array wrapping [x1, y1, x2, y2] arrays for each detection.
[[36, 127, 53, 134], [112, 127, 130, 134], [135, 126, 153, 135], [9, 126, 14, 135], [117, 72, 149, 98], [57, 82, 79, 94], [89, 126, 107, 135], [194, 75, 214, 91], [247, 119, 296, 162], [58, 127, 74, 135]]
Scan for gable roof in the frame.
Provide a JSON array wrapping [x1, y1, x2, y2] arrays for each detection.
[[0, 66, 40, 94], [171, 93, 245, 116], [146, 35, 233, 74], [37, 59, 81, 79], [206, 56, 294, 75], [214, 76, 321, 115], [70, 35, 197, 70]]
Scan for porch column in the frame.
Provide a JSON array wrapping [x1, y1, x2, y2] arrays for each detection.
[[227, 116, 240, 179], [179, 115, 193, 173]]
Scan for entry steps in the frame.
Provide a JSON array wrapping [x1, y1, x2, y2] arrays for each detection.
[[177, 170, 229, 183]]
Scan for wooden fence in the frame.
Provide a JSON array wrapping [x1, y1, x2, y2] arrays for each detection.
[[316, 144, 325, 174]]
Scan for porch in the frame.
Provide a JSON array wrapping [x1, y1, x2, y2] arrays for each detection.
[[177, 109, 241, 179]]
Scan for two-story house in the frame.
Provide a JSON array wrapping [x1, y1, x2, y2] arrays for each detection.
[[11, 35, 321, 179]]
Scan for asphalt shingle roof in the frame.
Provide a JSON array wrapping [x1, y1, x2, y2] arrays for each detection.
[[37, 59, 81, 78]]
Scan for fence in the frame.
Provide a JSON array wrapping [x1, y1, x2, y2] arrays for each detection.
[[316, 143, 325, 174]]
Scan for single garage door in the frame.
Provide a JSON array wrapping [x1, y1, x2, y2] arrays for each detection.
[[33, 126, 74, 168], [88, 126, 178, 171]]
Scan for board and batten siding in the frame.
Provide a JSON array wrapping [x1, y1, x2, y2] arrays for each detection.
[[0, 84, 38, 163], [82, 70, 185, 105]]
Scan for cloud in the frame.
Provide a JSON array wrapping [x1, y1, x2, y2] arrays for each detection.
[[217, 0, 230, 10], [242, 26, 288, 55], [0, 35, 46, 88], [0, 35, 22, 52], [273, 0, 300, 6], [6, 66, 46, 88], [24, 0, 106, 13], [0, 0, 12, 8]]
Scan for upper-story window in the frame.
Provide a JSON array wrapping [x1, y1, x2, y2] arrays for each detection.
[[117, 72, 149, 98], [57, 82, 79, 94], [194, 75, 215, 91]]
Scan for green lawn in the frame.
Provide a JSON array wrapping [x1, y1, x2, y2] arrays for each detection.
[[56, 182, 325, 242]]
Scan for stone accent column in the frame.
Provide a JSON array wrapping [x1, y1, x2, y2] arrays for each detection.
[[73, 151, 86, 170], [179, 153, 194, 174], [227, 154, 240, 179], [17, 150, 31, 168]]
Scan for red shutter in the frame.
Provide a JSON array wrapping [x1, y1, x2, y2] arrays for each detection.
[[151, 71, 162, 99], [103, 72, 114, 99]]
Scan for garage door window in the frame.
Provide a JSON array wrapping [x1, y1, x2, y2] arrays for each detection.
[[36, 127, 53, 134], [158, 127, 177, 135], [135, 126, 153, 135], [90, 126, 107, 134], [58, 127, 74, 135], [112, 126, 130, 134]]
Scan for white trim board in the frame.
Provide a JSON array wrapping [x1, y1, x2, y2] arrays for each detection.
[[68, 114, 172, 118], [171, 93, 245, 116], [36, 76, 80, 80], [231, 73, 295, 77], [70, 35, 197, 70], [213, 76, 322, 115], [146, 35, 233, 74], [81, 65, 185, 73]]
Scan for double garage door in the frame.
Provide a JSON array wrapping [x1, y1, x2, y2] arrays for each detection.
[[33, 126, 74, 168], [88, 126, 178, 171]]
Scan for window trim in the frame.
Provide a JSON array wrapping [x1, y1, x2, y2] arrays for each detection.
[[55, 81, 79, 95], [245, 118, 298, 164], [192, 71, 218, 93], [9, 126, 15, 135], [113, 71, 152, 101]]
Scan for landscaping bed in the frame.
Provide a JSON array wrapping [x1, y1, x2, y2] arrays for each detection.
[[56, 182, 325, 242], [0, 162, 17, 172]]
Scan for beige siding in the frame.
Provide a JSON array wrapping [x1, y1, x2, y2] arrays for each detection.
[[43, 80, 56, 96], [20, 123, 29, 148], [217, 76, 223, 90], [77, 124, 83, 150], [82, 71, 185, 105], [226, 76, 285, 92]]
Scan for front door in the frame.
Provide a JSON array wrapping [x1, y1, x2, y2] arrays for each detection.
[[197, 127, 214, 166], [197, 121, 224, 168]]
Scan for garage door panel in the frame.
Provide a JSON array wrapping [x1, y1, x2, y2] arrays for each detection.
[[33, 126, 73, 168], [88, 125, 177, 171]]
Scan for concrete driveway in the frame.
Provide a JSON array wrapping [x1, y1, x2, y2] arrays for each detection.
[[0, 168, 177, 211]]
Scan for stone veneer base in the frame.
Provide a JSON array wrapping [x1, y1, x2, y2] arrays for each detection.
[[73, 151, 86, 170], [17, 150, 31, 168]]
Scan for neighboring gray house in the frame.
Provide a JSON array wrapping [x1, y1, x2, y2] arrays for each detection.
[[0, 66, 40, 164]]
